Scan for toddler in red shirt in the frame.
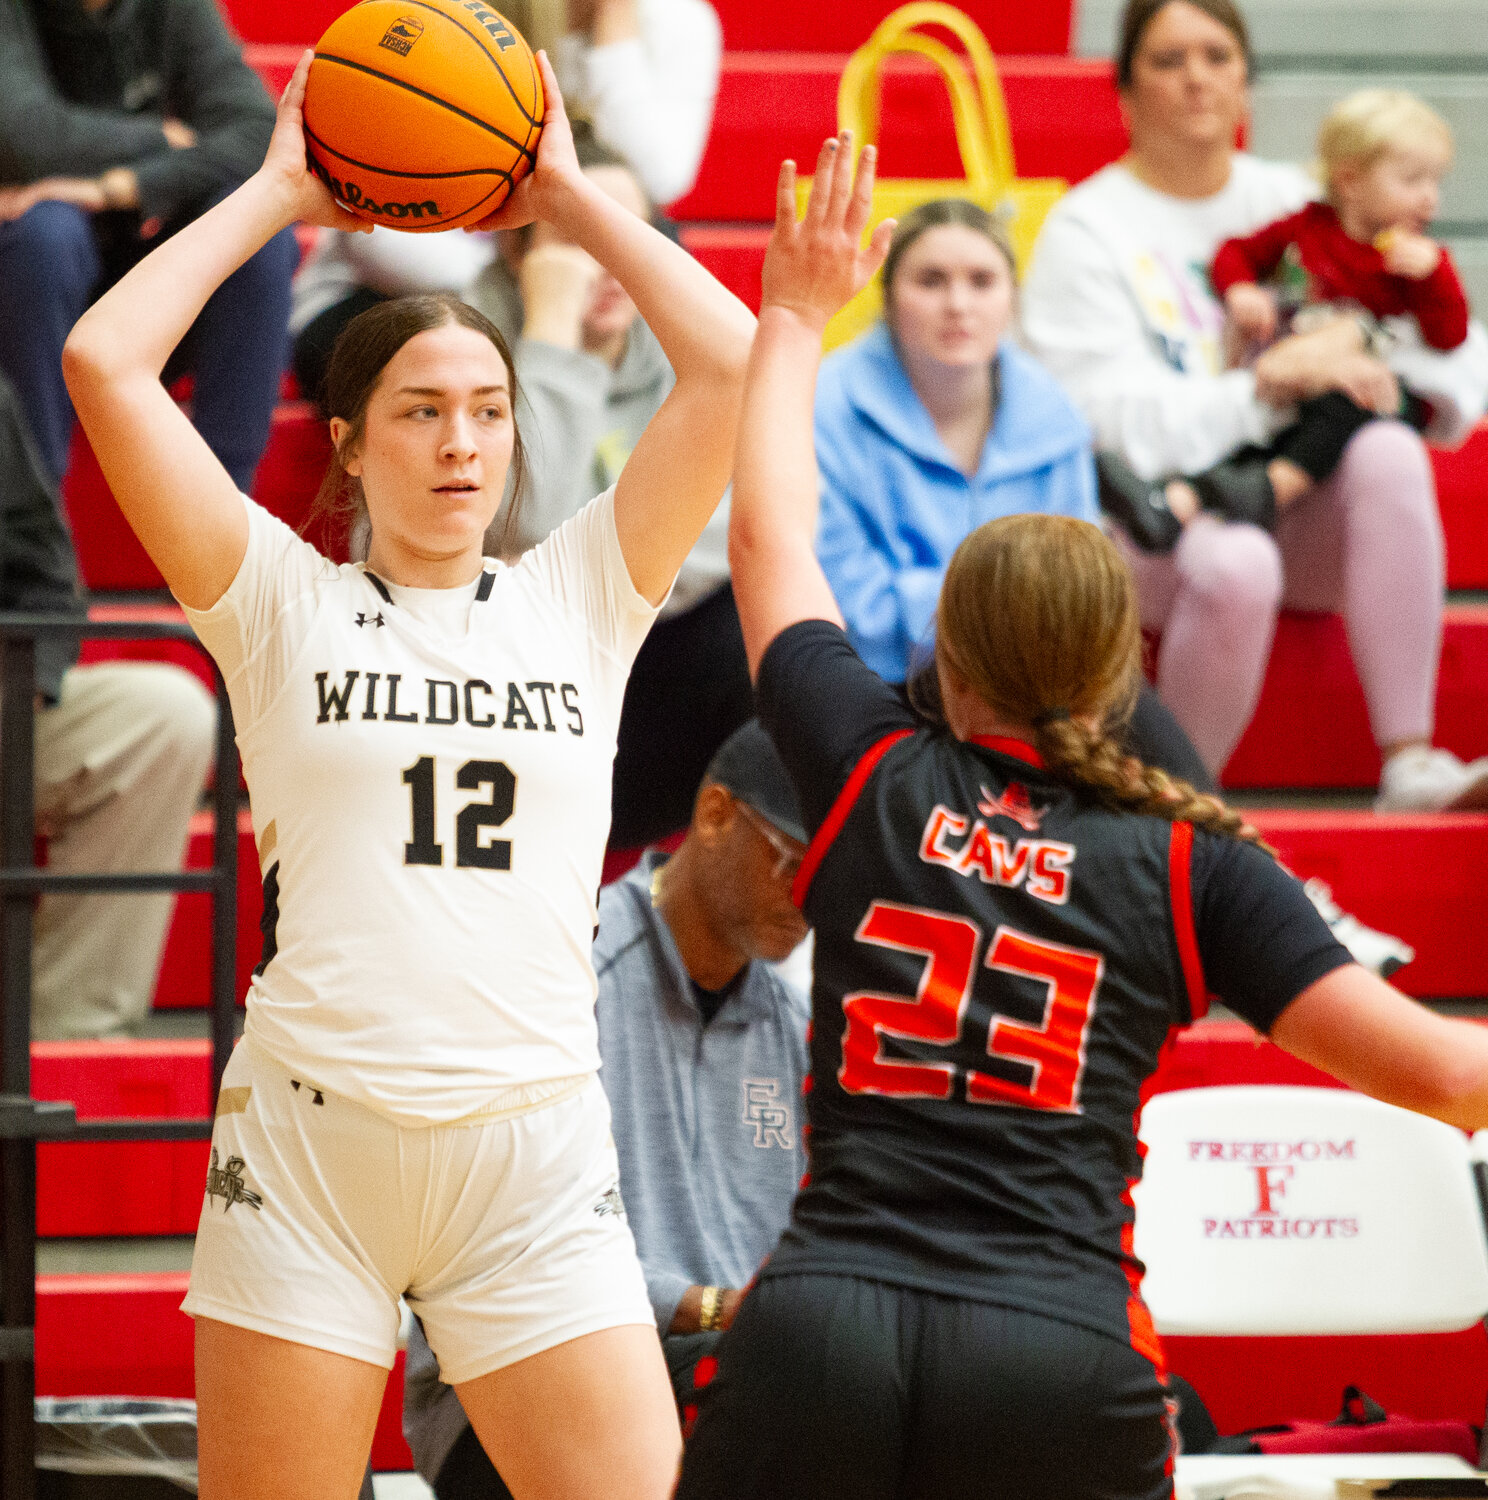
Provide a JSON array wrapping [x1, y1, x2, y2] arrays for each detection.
[[1099, 89, 1467, 551]]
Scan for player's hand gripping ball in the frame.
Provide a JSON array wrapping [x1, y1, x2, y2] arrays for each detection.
[[303, 0, 545, 232]]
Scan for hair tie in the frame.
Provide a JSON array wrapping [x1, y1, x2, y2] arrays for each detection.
[[1033, 707, 1071, 729]]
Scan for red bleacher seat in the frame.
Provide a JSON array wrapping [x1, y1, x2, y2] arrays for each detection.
[[1251, 812, 1488, 1000], [1220, 606, 1488, 790], [33, 1042, 211, 1237], [668, 54, 1124, 222], [63, 401, 337, 593], [1435, 422, 1488, 590], [227, 2, 1072, 57], [154, 809, 263, 1010], [708, 0, 1071, 55], [35, 1273, 414, 1468], [221, 0, 345, 47]]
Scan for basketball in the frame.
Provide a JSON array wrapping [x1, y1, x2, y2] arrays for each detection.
[[303, 0, 545, 233]]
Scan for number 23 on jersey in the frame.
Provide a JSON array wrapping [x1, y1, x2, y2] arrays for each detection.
[[839, 899, 1103, 1113]]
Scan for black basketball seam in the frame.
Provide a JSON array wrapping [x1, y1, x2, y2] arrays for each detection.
[[390, 0, 544, 130], [312, 51, 537, 163], [305, 120, 516, 182]]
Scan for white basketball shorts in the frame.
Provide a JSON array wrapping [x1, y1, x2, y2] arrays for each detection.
[[183, 1037, 653, 1384]]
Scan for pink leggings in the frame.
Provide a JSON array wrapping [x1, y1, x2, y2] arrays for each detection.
[[1124, 421, 1444, 775]]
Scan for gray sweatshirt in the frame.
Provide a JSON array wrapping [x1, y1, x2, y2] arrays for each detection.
[[402, 850, 810, 1485], [474, 259, 731, 619]]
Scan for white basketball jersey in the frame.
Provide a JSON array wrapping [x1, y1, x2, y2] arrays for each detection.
[[185, 489, 659, 1126]]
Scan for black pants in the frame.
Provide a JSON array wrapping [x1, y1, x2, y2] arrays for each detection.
[[431, 1332, 724, 1500], [1271, 389, 1430, 484], [675, 1274, 1176, 1500], [609, 582, 755, 849]]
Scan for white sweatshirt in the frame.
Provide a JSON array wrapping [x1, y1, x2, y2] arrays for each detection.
[[554, 0, 721, 207], [1022, 157, 1488, 478], [289, 226, 499, 336]]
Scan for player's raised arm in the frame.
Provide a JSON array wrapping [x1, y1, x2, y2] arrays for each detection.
[[729, 137, 895, 678], [1272, 963, 1488, 1131], [61, 51, 367, 612], [480, 52, 756, 605]]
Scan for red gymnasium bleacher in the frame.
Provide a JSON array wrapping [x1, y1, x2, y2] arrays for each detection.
[[33, 0, 1488, 1469]]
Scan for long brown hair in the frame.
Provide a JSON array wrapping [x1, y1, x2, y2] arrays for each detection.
[[1115, 0, 1252, 88], [308, 293, 527, 555], [935, 514, 1270, 849]]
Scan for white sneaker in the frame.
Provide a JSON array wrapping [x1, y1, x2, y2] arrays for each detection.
[[1375, 745, 1488, 812], [1303, 879, 1414, 979]]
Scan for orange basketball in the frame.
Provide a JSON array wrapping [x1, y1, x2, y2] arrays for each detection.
[[304, 0, 544, 233]]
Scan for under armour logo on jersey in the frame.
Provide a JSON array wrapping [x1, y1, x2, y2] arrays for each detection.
[[743, 1079, 794, 1149], [977, 782, 1049, 833], [355, 611, 386, 629]]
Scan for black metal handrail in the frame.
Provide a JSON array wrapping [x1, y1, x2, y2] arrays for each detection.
[[0, 611, 239, 1500]]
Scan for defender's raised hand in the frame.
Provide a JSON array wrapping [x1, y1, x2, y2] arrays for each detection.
[[761, 133, 895, 333]]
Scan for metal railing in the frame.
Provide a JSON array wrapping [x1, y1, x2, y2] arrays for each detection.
[[0, 613, 239, 1500]]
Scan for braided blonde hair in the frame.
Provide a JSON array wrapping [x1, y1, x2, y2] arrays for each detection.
[[936, 515, 1272, 853]]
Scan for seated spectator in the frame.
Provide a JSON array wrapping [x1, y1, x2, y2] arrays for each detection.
[[815, 199, 1098, 685], [401, 720, 811, 1499], [505, 0, 721, 207], [0, 0, 297, 497], [0, 372, 213, 1038], [1102, 88, 1469, 542], [290, 227, 499, 406], [469, 136, 753, 846], [1022, 0, 1488, 807]]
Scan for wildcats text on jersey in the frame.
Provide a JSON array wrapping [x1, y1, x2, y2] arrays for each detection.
[[918, 803, 1075, 905], [314, 669, 585, 735]]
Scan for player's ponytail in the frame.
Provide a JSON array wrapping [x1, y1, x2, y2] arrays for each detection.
[[936, 514, 1272, 853], [307, 292, 528, 555]]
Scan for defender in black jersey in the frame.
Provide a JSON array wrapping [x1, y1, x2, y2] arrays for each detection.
[[676, 136, 1488, 1500]]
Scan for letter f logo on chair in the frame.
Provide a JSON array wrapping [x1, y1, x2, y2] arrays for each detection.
[[1252, 1163, 1294, 1215]]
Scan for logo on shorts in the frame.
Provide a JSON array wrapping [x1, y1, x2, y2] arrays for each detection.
[[205, 1148, 264, 1212], [594, 1184, 626, 1221], [379, 15, 424, 55]]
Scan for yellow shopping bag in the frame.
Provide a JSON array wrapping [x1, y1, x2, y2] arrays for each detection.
[[798, 2, 1065, 349]]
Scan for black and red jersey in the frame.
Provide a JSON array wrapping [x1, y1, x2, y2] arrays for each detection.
[[756, 621, 1350, 1362]]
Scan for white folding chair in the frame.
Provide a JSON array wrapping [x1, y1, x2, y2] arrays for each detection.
[[1134, 1085, 1488, 1336], [1135, 1086, 1488, 1493]]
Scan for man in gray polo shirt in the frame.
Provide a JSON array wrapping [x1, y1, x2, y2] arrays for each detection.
[[402, 720, 812, 1499]]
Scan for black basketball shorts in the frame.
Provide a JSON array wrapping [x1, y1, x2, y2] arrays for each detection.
[[675, 1272, 1177, 1500]]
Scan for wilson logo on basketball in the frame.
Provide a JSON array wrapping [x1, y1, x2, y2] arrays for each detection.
[[379, 15, 425, 56], [455, 0, 519, 50], [309, 159, 441, 222]]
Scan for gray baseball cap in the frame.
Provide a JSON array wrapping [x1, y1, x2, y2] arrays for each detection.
[[704, 720, 807, 846]]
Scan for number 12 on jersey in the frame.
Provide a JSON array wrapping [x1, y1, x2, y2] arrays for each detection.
[[402, 756, 516, 870], [839, 899, 1103, 1112]]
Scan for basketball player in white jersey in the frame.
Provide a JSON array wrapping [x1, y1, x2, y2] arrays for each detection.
[[61, 50, 756, 1500]]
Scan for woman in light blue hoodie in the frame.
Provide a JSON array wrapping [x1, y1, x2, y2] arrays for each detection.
[[816, 199, 1098, 684]]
